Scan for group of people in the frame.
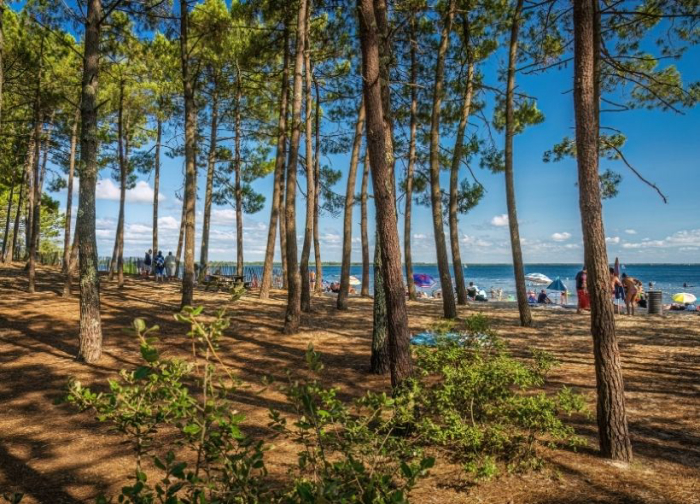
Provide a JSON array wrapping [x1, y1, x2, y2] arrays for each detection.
[[140, 249, 178, 282], [574, 265, 644, 316], [527, 289, 568, 305]]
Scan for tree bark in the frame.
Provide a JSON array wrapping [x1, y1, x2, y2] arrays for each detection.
[[371, 231, 389, 374], [234, 72, 244, 278], [505, 0, 532, 327], [279, 169, 287, 289], [300, 8, 315, 314], [573, 0, 632, 462], [337, 99, 365, 310], [283, 0, 307, 334], [180, 0, 198, 309], [449, 62, 474, 306], [27, 49, 43, 293], [313, 78, 323, 293], [200, 85, 218, 272], [63, 226, 79, 297], [77, 0, 104, 363], [152, 117, 161, 273], [260, 27, 290, 299], [360, 150, 370, 297], [358, 0, 412, 388], [427, 0, 457, 319], [61, 106, 79, 289], [23, 132, 36, 259]]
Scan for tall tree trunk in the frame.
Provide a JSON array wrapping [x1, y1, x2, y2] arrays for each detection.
[[109, 82, 126, 286], [404, 15, 418, 302], [116, 135, 129, 287], [283, 0, 308, 334], [35, 113, 55, 255], [200, 86, 218, 271], [62, 106, 79, 286], [573, 0, 632, 462], [152, 117, 161, 273], [358, 0, 412, 388], [313, 78, 323, 293], [371, 231, 389, 374], [449, 62, 474, 306], [23, 132, 36, 259], [279, 171, 287, 289], [234, 72, 243, 278], [77, 0, 104, 363], [300, 11, 315, 314], [2, 183, 14, 261], [0, 0, 4, 131], [337, 99, 365, 310], [360, 150, 370, 297], [180, 0, 197, 309], [27, 49, 43, 293], [260, 27, 290, 299], [505, 0, 532, 327], [427, 0, 457, 319], [9, 171, 25, 262], [175, 196, 185, 277]]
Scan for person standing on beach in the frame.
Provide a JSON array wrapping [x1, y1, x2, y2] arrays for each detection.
[[165, 252, 176, 281], [575, 266, 590, 314], [143, 249, 152, 277], [621, 273, 642, 316], [154, 251, 165, 283]]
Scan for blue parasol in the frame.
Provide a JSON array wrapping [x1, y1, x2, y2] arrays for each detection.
[[413, 273, 437, 288], [547, 278, 568, 292]]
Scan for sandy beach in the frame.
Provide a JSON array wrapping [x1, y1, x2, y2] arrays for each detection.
[[1, 263, 699, 504]]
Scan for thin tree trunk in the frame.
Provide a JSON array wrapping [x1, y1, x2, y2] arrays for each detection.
[[404, 15, 418, 302], [175, 196, 185, 277], [449, 62, 474, 306], [63, 226, 79, 297], [371, 231, 389, 374], [34, 113, 55, 256], [109, 82, 126, 286], [360, 150, 370, 297], [260, 27, 290, 299], [2, 183, 14, 261], [200, 86, 218, 271], [77, 0, 104, 363], [505, 0, 532, 327], [313, 78, 323, 293], [180, 0, 197, 309], [234, 71, 243, 278], [427, 0, 457, 319], [116, 135, 129, 287], [9, 171, 25, 262], [152, 117, 161, 273], [23, 132, 36, 259], [358, 0, 412, 388], [62, 106, 79, 283], [337, 99, 365, 310], [283, 0, 308, 334], [573, 0, 632, 462], [279, 170, 287, 289], [300, 10, 315, 314], [27, 50, 43, 293]]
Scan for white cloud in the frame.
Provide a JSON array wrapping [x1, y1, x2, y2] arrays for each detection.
[[158, 216, 180, 230], [490, 214, 509, 227], [211, 208, 236, 225], [625, 229, 637, 235], [621, 229, 700, 250], [551, 232, 572, 242], [96, 179, 164, 204], [413, 233, 427, 240], [460, 234, 492, 247], [606, 236, 621, 244]]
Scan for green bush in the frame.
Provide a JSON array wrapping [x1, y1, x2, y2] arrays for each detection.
[[395, 314, 587, 478], [62, 309, 433, 504]]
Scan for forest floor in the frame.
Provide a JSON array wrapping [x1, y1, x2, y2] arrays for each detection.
[[1, 263, 699, 504]]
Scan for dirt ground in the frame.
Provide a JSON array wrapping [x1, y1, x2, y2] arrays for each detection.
[[1, 263, 699, 504]]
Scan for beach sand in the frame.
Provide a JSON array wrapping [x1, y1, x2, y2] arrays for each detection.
[[1, 263, 698, 503]]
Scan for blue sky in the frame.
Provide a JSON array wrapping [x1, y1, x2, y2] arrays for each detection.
[[54, 32, 700, 265]]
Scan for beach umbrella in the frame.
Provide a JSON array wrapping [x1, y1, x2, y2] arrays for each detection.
[[525, 273, 552, 285], [673, 292, 696, 304], [413, 273, 437, 288], [547, 278, 568, 292], [348, 275, 361, 286]]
